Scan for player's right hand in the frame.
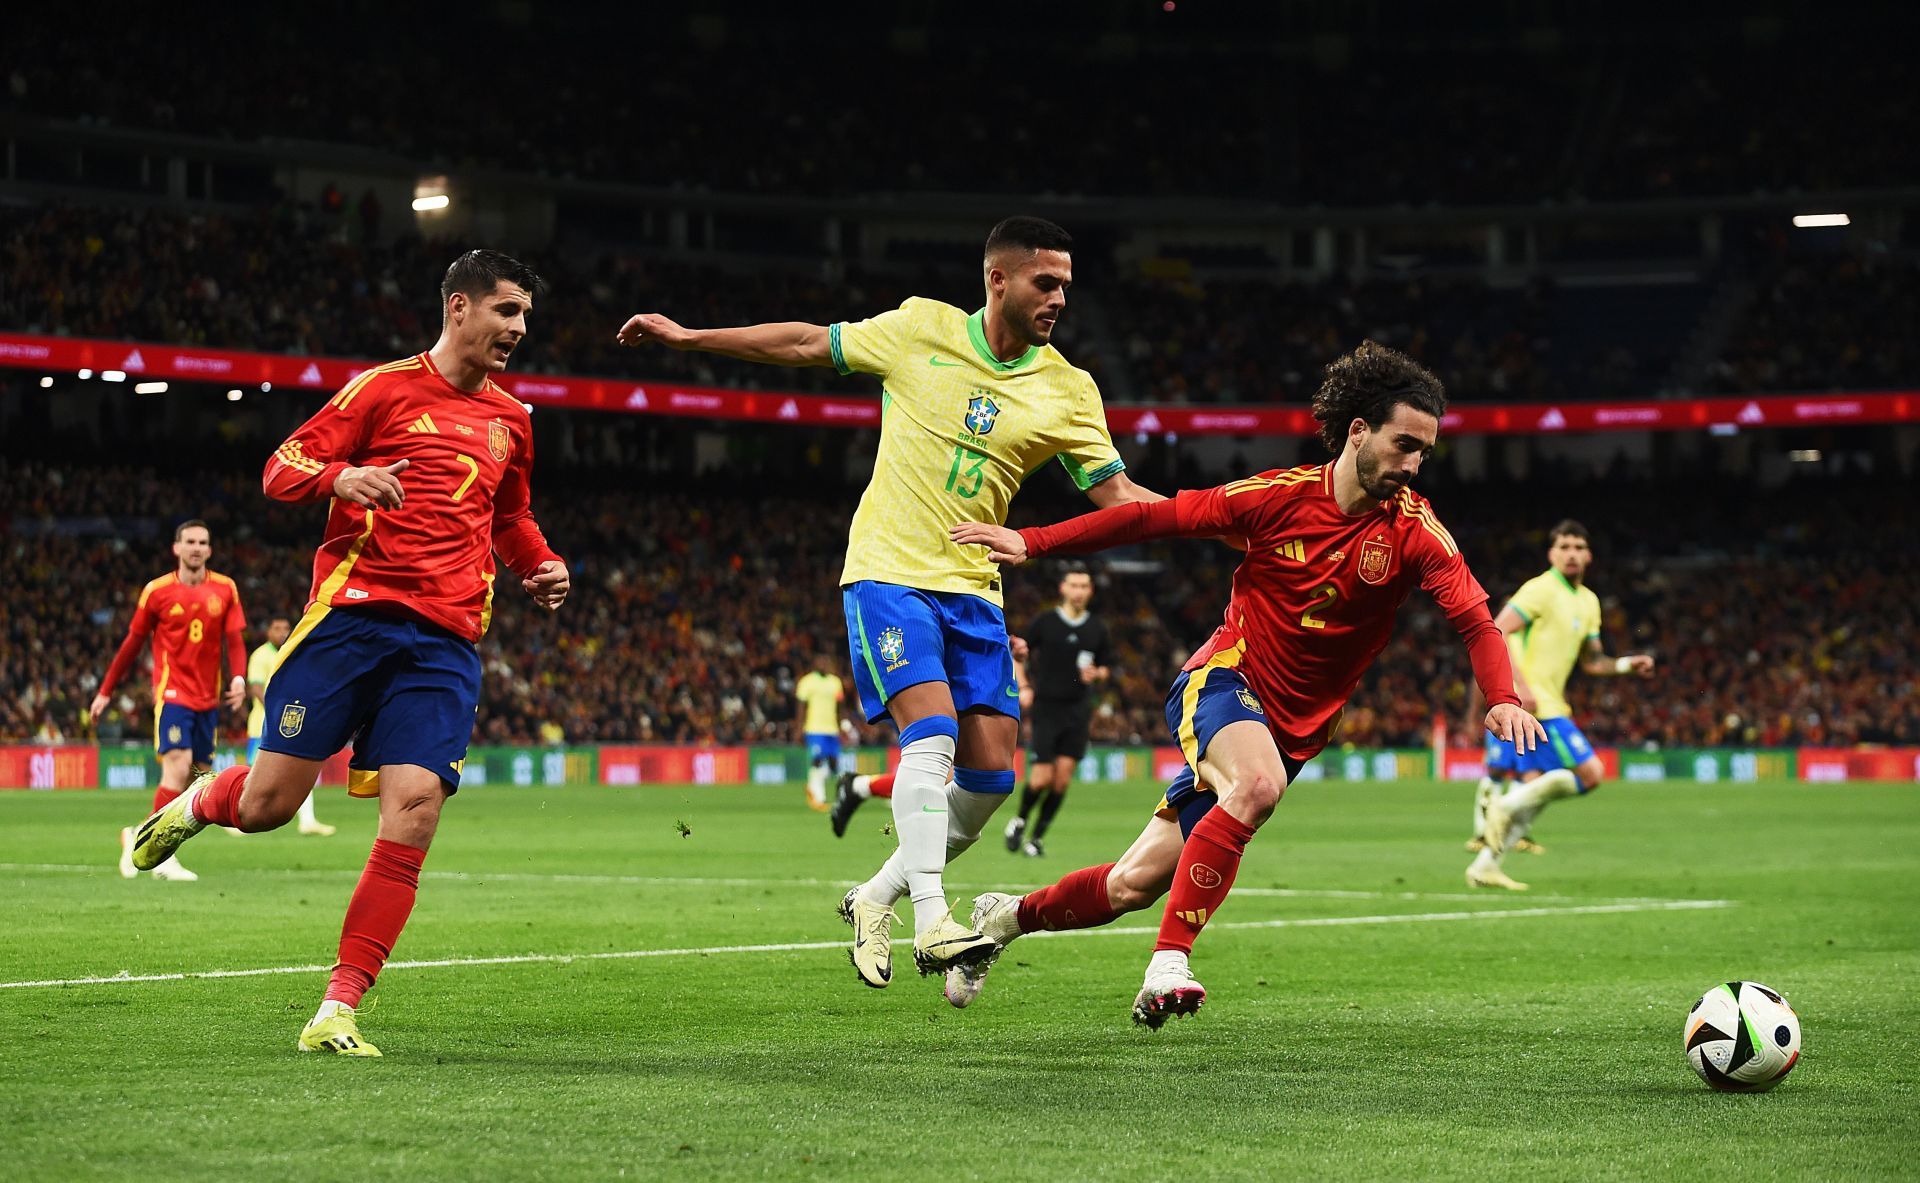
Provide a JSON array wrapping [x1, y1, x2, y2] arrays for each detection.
[[617, 313, 695, 350], [88, 693, 109, 724], [1485, 703, 1547, 753], [333, 459, 410, 509], [950, 521, 1028, 565]]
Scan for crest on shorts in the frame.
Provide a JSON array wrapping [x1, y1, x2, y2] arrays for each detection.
[[167, 725, 183, 744], [877, 627, 906, 664], [278, 703, 306, 738], [1236, 686, 1265, 714], [487, 421, 511, 463], [1358, 539, 1394, 586], [964, 395, 1000, 436]]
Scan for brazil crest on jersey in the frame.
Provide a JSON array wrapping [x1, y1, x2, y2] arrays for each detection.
[[830, 297, 1124, 606]]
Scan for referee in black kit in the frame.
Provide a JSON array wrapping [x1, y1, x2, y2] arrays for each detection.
[[1004, 565, 1112, 857]]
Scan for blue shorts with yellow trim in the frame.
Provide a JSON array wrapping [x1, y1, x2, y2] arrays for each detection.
[[842, 580, 1019, 724], [805, 733, 841, 763], [1485, 716, 1595, 778], [260, 606, 480, 796], [1153, 665, 1306, 837], [155, 703, 215, 763]]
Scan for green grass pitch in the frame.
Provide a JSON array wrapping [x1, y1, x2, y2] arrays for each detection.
[[2, 778, 1915, 1181]]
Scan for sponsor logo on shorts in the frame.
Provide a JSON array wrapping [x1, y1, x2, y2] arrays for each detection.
[[1236, 686, 1265, 714], [279, 703, 306, 738], [1190, 863, 1223, 889], [877, 626, 906, 664]]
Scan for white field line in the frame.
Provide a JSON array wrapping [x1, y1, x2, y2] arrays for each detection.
[[0, 899, 1730, 991], [0, 863, 1712, 907]]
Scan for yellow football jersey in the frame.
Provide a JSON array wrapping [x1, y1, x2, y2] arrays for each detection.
[[831, 297, 1124, 606], [245, 641, 281, 739], [795, 671, 844, 734], [1505, 569, 1602, 720]]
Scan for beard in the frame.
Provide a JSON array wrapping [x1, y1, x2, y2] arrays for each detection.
[[1354, 444, 1406, 501]]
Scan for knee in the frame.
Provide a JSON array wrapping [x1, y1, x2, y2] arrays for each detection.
[[1576, 760, 1605, 792], [381, 788, 444, 846], [234, 786, 299, 832], [1221, 771, 1285, 824]]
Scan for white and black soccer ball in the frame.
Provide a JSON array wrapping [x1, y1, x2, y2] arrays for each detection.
[[1684, 980, 1801, 1092]]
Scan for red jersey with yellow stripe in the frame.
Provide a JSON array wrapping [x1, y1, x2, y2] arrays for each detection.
[[1023, 464, 1496, 760], [98, 571, 247, 711], [262, 352, 560, 644]]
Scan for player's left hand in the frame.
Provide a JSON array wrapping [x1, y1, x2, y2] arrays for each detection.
[[1624, 654, 1656, 677], [950, 522, 1028, 565], [1485, 702, 1547, 753], [1009, 635, 1030, 662], [224, 675, 246, 711], [523, 560, 570, 611]]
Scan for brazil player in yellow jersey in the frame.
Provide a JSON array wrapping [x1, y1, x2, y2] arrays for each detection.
[[245, 616, 334, 837], [1467, 520, 1654, 890], [794, 654, 848, 811], [618, 217, 1162, 997]]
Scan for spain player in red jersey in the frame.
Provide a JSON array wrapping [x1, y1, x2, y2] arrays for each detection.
[[91, 519, 247, 882], [130, 250, 570, 1056], [951, 341, 1546, 1027]]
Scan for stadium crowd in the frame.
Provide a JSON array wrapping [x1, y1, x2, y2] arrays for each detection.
[[6, 12, 1911, 205], [11, 202, 1917, 410], [5, 458, 1914, 754]]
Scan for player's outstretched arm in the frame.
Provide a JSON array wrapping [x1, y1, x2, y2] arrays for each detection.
[[616, 313, 832, 368], [952, 488, 1233, 567], [1448, 603, 1545, 752], [1493, 604, 1539, 712], [1581, 636, 1655, 678], [91, 600, 157, 722]]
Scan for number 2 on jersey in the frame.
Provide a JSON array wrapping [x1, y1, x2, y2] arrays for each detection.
[[1300, 584, 1338, 630], [945, 444, 987, 499], [451, 453, 481, 502]]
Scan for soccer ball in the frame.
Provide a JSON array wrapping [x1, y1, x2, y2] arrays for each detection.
[[1684, 981, 1801, 1091]]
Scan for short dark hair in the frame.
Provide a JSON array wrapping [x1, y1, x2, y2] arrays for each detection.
[[1309, 339, 1447, 455], [1549, 519, 1589, 544], [1058, 563, 1092, 581], [441, 249, 545, 306], [174, 519, 209, 542], [985, 216, 1073, 262]]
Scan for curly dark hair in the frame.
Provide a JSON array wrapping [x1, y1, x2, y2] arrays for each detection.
[[1309, 339, 1447, 455]]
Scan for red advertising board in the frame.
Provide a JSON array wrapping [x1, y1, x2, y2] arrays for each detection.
[[0, 745, 100, 789], [4, 332, 1913, 437], [1798, 748, 1920, 783], [599, 746, 752, 786]]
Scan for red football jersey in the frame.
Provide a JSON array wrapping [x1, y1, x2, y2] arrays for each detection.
[[1022, 463, 1516, 760], [99, 571, 247, 711], [262, 352, 560, 643]]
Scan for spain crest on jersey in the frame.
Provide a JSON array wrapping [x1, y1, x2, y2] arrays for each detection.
[[1358, 539, 1394, 586], [488, 421, 510, 463], [278, 703, 306, 738]]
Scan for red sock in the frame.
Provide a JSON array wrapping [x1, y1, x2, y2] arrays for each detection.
[[868, 772, 894, 799], [151, 785, 183, 813], [190, 765, 249, 829], [1155, 809, 1257, 954], [326, 838, 428, 1007], [1016, 862, 1120, 933]]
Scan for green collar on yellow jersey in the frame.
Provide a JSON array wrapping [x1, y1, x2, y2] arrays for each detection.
[[967, 309, 1039, 372], [1551, 568, 1581, 594]]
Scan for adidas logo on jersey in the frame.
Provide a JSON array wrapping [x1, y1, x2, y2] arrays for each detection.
[[168, 603, 185, 616], [406, 413, 439, 434], [1275, 539, 1307, 562]]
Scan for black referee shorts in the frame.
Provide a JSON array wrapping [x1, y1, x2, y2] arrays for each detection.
[[1029, 697, 1093, 763]]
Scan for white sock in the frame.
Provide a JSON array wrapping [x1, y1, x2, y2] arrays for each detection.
[[858, 778, 968, 909], [1146, 948, 1190, 980], [1471, 776, 1498, 839], [942, 786, 1006, 863], [850, 774, 873, 800], [1502, 768, 1581, 824], [312, 998, 351, 1024], [891, 732, 957, 935], [1468, 846, 1500, 874], [806, 763, 829, 803], [297, 792, 319, 827]]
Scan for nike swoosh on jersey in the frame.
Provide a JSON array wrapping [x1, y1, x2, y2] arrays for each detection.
[[928, 355, 964, 367]]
